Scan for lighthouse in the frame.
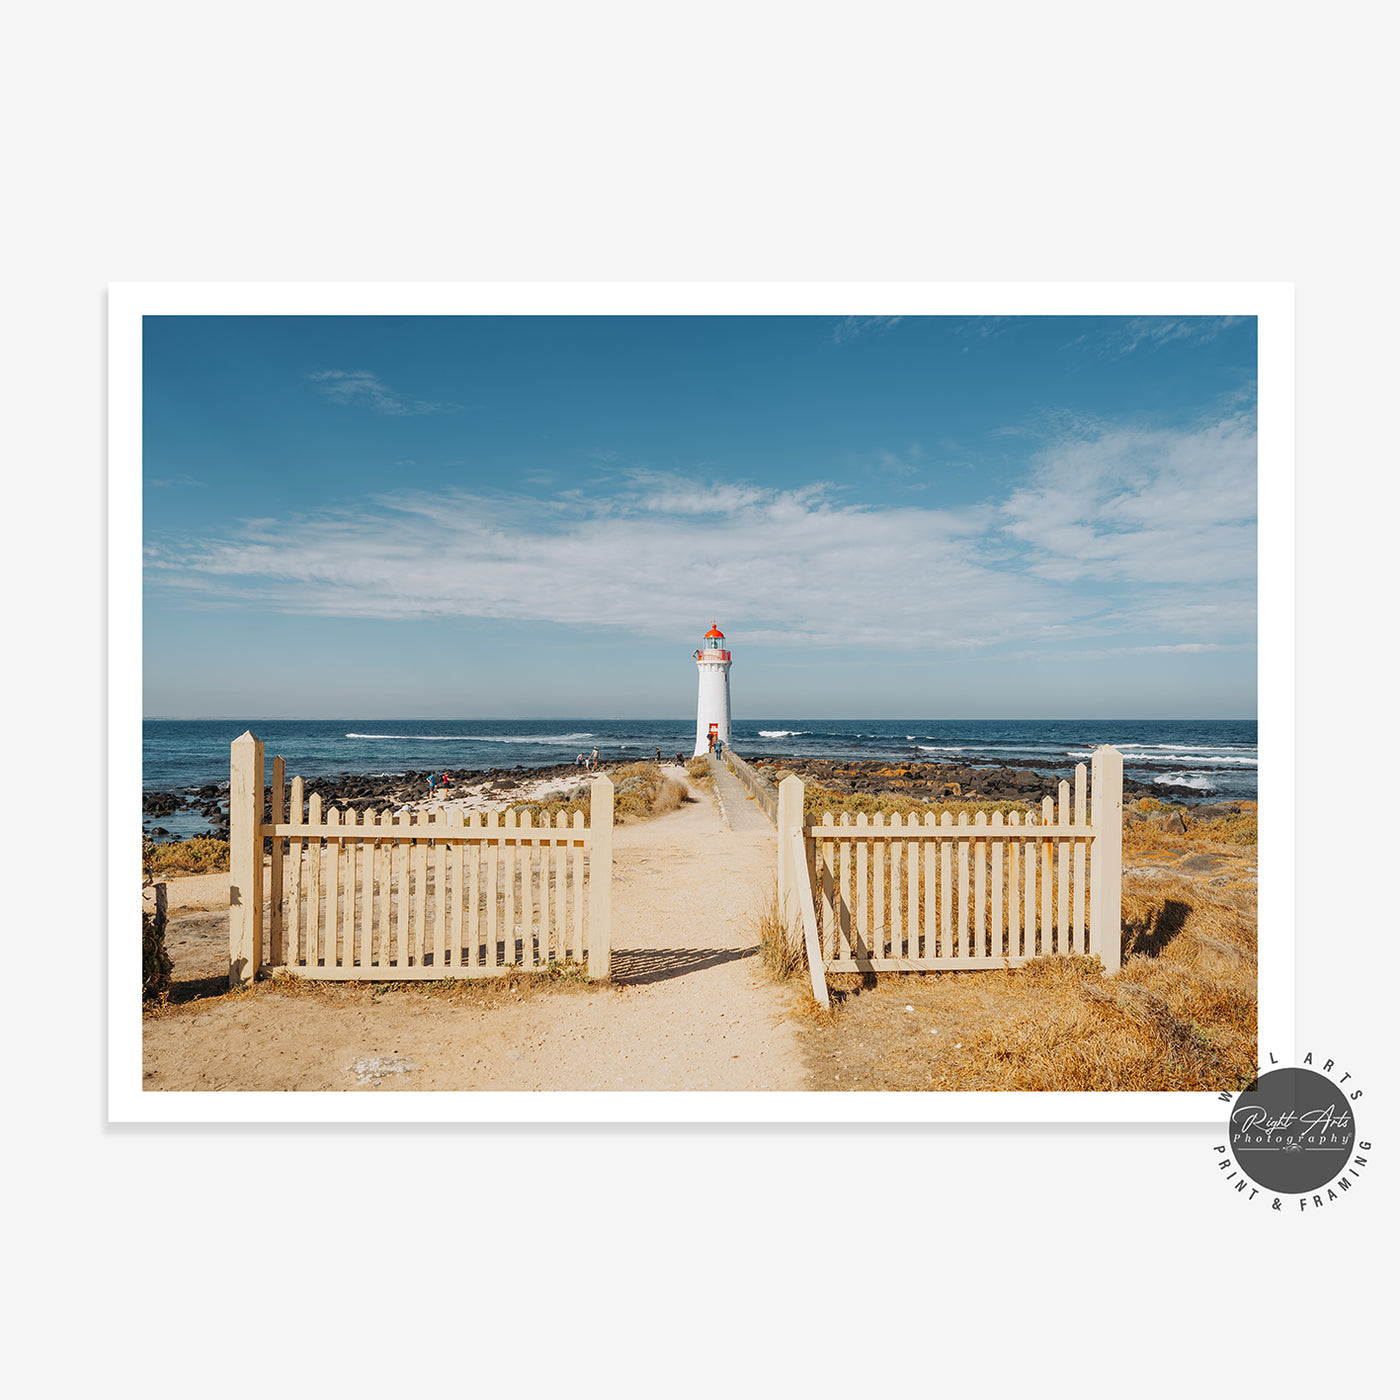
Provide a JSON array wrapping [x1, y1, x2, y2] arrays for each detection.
[[693, 621, 733, 757]]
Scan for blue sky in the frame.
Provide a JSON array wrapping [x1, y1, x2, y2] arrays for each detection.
[[142, 314, 1258, 718]]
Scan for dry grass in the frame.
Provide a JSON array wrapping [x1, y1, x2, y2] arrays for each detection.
[[685, 755, 713, 787], [753, 880, 802, 981], [142, 960, 610, 1020]]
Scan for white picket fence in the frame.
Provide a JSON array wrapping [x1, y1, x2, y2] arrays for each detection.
[[228, 732, 613, 986], [777, 746, 1124, 1008]]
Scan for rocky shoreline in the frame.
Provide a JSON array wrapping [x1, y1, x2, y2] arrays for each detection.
[[142, 752, 1248, 842], [141, 760, 629, 841], [743, 754, 1243, 810]]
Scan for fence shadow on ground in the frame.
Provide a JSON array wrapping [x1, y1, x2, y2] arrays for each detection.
[[610, 945, 758, 986], [1124, 898, 1191, 960]]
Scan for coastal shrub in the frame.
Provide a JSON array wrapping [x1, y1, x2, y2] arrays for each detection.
[[685, 756, 712, 784], [145, 835, 230, 876], [510, 763, 685, 826], [801, 782, 1032, 826], [510, 792, 591, 825]]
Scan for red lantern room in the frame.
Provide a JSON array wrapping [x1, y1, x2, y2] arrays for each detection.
[[695, 621, 730, 662]]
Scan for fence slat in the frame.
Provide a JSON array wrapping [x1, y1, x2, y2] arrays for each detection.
[[956, 813, 969, 960], [939, 812, 952, 957], [973, 812, 987, 960], [467, 812, 483, 966], [328, 806, 344, 966], [570, 810, 585, 963], [307, 794, 323, 966], [820, 814, 835, 962], [1057, 780, 1071, 958], [522, 808, 534, 966], [269, 755, 285, 965], [504, 808, 519, 966], [433, 816, 448, 969], [906, 818, 920, 959], [1041, 796, 1055, 955], [838, 819, 852, 961], [409, 813, 426, 966], [353, 811, 366, 966], [1024, 811, 1036, 958], [537, 811, 551, 964], [875, 812, 889, 958], [374, 814, 387, 967], [990, 811, 1003, 959], [855, 814, 869, 958], [889, 813, 903, 958], [449, 810, 465, 966], [287, 776, 304, 966], [1072, 763, 1087, 954], [1013, 817, 1024, 957]]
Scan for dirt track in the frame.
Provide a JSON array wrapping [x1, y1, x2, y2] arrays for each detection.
[[142, 766, 808, 1092]]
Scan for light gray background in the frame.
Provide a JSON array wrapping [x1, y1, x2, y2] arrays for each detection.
[[6, 2, 1389, 1392]]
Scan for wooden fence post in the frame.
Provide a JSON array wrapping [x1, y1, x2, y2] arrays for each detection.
[[588, 773, 614, 980], [229, 730, 265, 987], [1090, 745, 1124, 974], [777, 775, 805, 959]]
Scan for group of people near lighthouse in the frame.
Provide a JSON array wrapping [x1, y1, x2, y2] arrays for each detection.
[[575, 747, 601, 771]]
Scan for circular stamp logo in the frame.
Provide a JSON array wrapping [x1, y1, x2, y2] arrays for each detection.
[[1229, 1066, 1357, 1193]]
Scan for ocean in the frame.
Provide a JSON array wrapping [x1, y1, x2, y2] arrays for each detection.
[[143, 718, 1258, 840]]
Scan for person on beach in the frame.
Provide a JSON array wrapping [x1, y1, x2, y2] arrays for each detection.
[[427, 772, 436, 797], [675, 752, 685, 766], [590, 747, 600, 770], [575, 752, 586, 770], [655, 749, 662, 763], [441, 771, 451, 792]]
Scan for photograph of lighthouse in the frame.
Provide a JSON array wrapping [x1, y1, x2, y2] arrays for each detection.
[[122, 287, 1283, 1120]]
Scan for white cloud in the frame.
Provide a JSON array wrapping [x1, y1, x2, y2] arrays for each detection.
[[1099, 316, 1251, 357], [147, 413, 1257, 654], [831, 316, 903, 345], [1000, 411, 1257, 587], [308, 369, 456, 416]]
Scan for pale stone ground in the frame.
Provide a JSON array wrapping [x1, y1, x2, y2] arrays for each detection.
[[142, 765, 808, 1092]]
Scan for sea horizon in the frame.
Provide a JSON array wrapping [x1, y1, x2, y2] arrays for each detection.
[[143, 716, 1258, 841]]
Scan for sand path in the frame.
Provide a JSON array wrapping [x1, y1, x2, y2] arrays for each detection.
[[142, 766, 808, 1092]]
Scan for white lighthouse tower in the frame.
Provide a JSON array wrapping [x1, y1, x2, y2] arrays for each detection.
[[693, 621, 733, 757]]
